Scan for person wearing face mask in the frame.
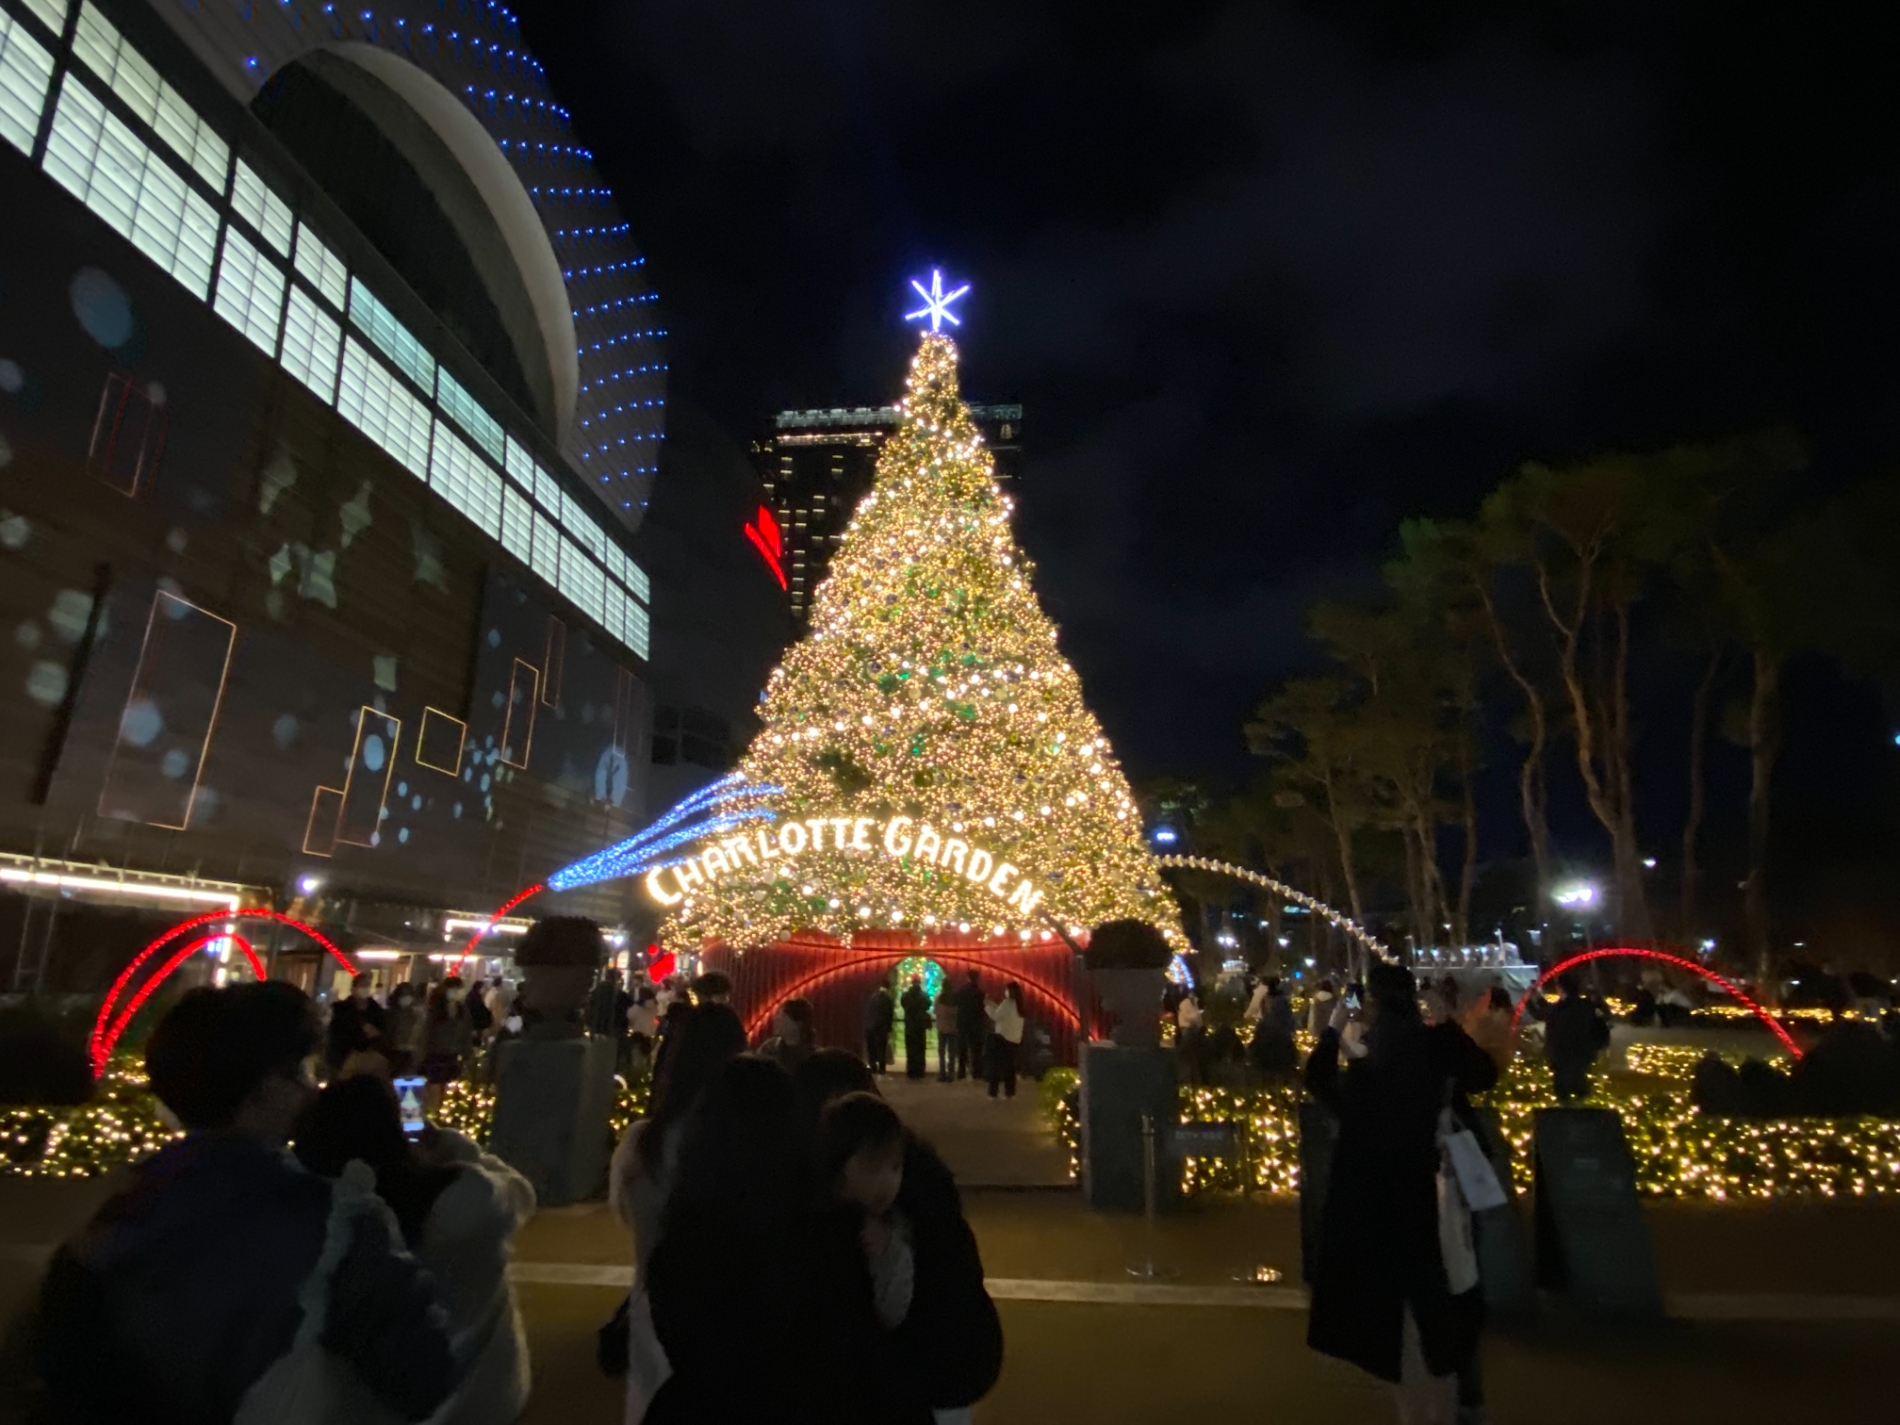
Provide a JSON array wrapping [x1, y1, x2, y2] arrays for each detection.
[[325, 974, 387, 1077], [31, 982, 456, 1424]]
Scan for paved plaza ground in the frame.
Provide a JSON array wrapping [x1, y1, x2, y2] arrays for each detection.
[[3, 1072, 1895, 1421]]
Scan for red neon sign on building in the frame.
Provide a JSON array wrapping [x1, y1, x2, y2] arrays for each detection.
[[744, 505, 786, 589]]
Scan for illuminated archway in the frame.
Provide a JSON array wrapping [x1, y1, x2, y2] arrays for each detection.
[[1154, 854, 1389, 962], [1510, 947, 1804, 1060], [90, 910, 358, 1073]]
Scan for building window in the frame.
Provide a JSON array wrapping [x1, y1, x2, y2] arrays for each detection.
[[437, 366, 504, 463], [43, 78, 219, 299], [0, 9, 57, 157], [337, 337, 432, 479], [498, 482, 534, 565], [212, 227, 284, 355], [279, 284, 341, 403], [230, 158, 293, 256], [348, 277, 434, 394], [427, 420, 503, 537], [70, 3, 228, 192], [529, 507, 562, 589], [293, 221, 347, 309]]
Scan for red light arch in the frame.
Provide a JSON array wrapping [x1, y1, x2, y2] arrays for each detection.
[[1510, 947, 1803, 1060], [90, 910, 359, 1074]]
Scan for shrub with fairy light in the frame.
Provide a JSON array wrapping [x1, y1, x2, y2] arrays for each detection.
[[1037, 1046, 1900, 1201]]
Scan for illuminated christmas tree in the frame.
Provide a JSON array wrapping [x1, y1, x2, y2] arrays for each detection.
[[657, 330, 1182, 951]]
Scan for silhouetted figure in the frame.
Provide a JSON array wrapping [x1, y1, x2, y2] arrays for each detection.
[[900, 977, 932, 1080], [1544, 974, 1609, 1101]]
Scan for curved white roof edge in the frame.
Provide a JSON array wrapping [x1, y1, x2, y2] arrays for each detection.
[[329, 41, 579, 446]]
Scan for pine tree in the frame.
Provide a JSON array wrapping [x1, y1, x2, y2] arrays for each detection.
[[658, 334, 1182, 950]]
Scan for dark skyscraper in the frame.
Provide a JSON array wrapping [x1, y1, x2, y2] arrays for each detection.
[[751, 402, 1022, 622]]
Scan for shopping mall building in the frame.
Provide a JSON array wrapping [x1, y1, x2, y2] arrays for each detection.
[[0, 0, 780, 993]]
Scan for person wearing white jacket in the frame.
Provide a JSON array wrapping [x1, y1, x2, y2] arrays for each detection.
[[292, 1075, 536, 1425], [985, 983, 1025, 1100]]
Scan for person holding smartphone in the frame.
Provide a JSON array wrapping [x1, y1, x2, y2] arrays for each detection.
[[295, 1075, 537, 1425]]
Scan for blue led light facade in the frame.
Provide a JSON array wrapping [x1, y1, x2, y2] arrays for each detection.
[[141, 0, 666, 524]]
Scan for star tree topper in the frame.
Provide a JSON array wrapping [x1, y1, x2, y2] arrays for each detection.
[[905, 269, 969, 332]]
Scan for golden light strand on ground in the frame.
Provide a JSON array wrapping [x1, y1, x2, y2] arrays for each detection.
[[1036, 1052, 1900, 1199], [661, 333, 1183, 951]]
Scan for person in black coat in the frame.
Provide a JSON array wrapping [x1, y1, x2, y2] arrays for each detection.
[[793, 1050, 1004, 1419], [953, 971, 987, 1080], [324, 974, 387, 1073], [899, 977, 932, 1081], [864, 985, 896, 1075], [1304, 961, 1497, 1421], [644, 1055, 927, 1425]]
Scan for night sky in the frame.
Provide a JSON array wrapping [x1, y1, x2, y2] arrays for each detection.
[[515, 2, 1900, 923]]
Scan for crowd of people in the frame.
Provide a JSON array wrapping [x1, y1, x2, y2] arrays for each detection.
[[15, 956, 1007, 1424], [862, 971, 1027, 1096], [24, 977, 537, 1425]]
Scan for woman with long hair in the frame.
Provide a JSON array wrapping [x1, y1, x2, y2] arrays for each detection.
[[644, 1056, 925, 1425], [294, 1074, 535, 1425], [604, 1002, 747, 1424], [1304, 961, 1498, 1425]]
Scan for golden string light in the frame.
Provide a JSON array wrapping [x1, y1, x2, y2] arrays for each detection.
[[661, 333, 1184, 952]]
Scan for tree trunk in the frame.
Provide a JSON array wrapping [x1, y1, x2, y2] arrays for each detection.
[[1400, 825, 1426, 953], [1679, 643, 1722, 939], [1538, 564, 1651, 942], [1743, 650, 1782, 989], [1477, 583, 1553, 907], [1457, 754, 1478, 948], [1321, 769, 1365, 928]]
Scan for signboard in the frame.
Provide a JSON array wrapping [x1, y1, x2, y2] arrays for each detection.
[[1532, 1107, 1663, 1318], [1172, 1122, 1238, 1158], [642, 812, 1045, 917]]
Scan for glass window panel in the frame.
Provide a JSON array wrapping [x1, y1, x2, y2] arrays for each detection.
[[212, 226, 284, 355], [71, 3, 227, 191], [230, 159, 294, 255], [293, 222, 347, 309], [530, 508, 561, 588], [0, 11, 57, 157], [532, 463, 563, 519], [499, 483, 534, 564], [435, 366, 503, 463], [43, 82, 216, 298], [427, 420, 503, 537], [624, 558, 651, 605], [503, 434, 537, 493], [20, 1, 68, 36], [279, 284, 342, 403], [348, 278, 434, 393], [624, 596, 650, 660], [337, 338, 432, 480]]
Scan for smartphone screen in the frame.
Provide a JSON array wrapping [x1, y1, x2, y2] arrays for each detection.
[[394, 1076, 427, 1137]]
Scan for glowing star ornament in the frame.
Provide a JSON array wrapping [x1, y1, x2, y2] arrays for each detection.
[[905, 269, 969, 332]]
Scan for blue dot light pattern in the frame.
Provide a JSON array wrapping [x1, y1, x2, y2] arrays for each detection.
[[545, 775, 783, 893], [164, 1, 666, 527]]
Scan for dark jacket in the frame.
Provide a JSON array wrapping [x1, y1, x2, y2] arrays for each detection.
[[865, 988, 896, 1034], [900, 986, 932, 1040], [1545, 994, 1610, 1067], [644, 1207, 928, 1425], [33, 1130, 454, 1424], [1303, 1017, 1498, 1383], [953, 983, 987, 1041], [891, 1135, 1003, 1412], [325, 996, 387, 1068]]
